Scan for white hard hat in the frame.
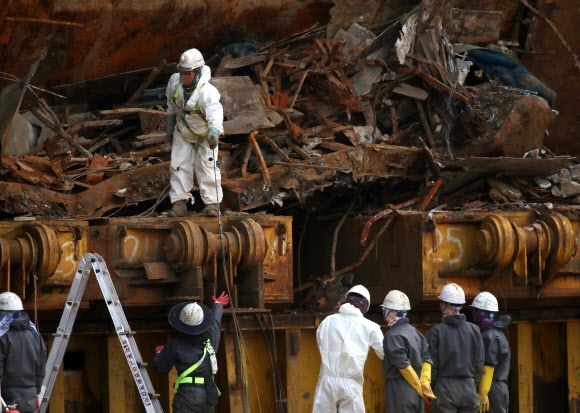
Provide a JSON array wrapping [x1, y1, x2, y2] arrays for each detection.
[[438, 283, 466, 304], [168, 301, 212, 335], [179, 302, 205, 326], [177, 48, 205, 71], [471, 291, 498, 312], [345, 284, 371, 310], [381, 290, 411, 311], [0, 292, 23, 311]]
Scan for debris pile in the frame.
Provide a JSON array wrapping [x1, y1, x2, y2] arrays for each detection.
[[0, 1, 575, 219]]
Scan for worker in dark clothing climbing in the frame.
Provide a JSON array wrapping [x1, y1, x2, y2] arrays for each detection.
[[381, 290, 436, 413], [154, 292, 229, 413], [425, 283, 484, 413], [0, 292, 47, 413], [470, 292, 511, 413]]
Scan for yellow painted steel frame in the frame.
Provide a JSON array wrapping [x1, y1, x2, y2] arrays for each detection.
[[43, 325, 387, 413], [44, 318, 580, 413]]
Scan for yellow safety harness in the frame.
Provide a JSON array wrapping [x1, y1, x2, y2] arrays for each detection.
[[174, 339, 220, 395], [173, 83, 208, 150]]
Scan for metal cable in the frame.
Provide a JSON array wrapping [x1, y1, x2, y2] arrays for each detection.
[[212, 154, 263, 412]]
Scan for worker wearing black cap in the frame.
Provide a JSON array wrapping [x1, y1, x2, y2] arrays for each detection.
[[154, 292, 229, 412]]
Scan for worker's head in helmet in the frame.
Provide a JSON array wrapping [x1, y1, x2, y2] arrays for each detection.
[[0, 292, 23, 312], [381, 290, 411, 328], [344, 285, 370, 314], [177, 48, 204, 92], [437, 283, 466, 319], [470, 291, 499, 328], [168, 301, 212, 335]]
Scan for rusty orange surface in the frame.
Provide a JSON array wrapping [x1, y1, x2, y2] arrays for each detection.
[[0, 0, 333, 87]]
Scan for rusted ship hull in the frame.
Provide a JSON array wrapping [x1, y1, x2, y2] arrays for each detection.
[[0, 0, 333, 86]]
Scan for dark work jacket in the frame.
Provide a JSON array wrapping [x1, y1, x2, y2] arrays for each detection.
[[383, 318, 432, 380], [481, 315, 511, 382], [0, 311, 47, 412], [425, 314, 484, 385], [154, 302, 224, 404]]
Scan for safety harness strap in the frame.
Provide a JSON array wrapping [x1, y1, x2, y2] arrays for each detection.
[[174, 342, 207, 392], [173, 83, 206, 115], [173, 83, 208, 149], [174, 339, 220, 395]]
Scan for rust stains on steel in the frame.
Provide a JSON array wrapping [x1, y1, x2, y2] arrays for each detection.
[[0, 0, 333, 86], [360, 197, 422, 246], [223, 145, 424, 212], [3, 16, 86, 28]]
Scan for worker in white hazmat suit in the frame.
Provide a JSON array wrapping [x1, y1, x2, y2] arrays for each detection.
[[312, 285, 384, 413], [166, 48, 224, 217]]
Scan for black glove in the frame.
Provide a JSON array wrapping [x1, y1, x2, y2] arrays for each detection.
[[166, 114, 177, 144]]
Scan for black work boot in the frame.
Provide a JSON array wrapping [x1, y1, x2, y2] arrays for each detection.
[[167, 200, 187, 217]]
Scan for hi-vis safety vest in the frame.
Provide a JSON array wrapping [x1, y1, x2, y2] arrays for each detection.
[[174, 339, 221, 395], [173, 83, 208, 149]]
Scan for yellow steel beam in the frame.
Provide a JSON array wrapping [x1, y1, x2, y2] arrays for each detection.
[[108, 334, 144, 413], [46, 335, 65, 413], [515, 322, 533, 413], [568, 320, 580, 412], [285, 328, 321, 412], [224, 332, 249, 412]]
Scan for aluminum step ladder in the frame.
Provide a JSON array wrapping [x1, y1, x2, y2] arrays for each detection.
[[40, 252, 164, 413]]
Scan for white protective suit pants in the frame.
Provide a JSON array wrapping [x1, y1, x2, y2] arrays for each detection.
[[312, 375, 365, 413], [169, 130, 222, 205]]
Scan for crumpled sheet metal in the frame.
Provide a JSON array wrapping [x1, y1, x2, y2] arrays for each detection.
[[222, 144, 425, 211], [0, 181, 73, 216]]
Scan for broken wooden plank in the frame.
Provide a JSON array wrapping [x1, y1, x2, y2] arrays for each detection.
[[393, 82, 429, 100], [123, 58, 167, 107], [210, 76, 274, 134], [99, 108, 167, 116], [66, 119, 123, 135], [132, 135, 168, 148], [30, 107, 92, 158]]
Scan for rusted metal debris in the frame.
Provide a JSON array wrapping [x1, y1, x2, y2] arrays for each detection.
[[0, 1, 574, 220]]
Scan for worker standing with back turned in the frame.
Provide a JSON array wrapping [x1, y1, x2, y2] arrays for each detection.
[[312, 284, 384, 413], [165, 48, 224, 217], [425, 283, 484, 413], [0, 292, 47, 413], [470, 292, 511, 413], [154, 292, 229, 412], [381, 290, 436, 413]]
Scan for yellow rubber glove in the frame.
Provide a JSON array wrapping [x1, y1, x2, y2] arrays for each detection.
[[419, 361, 437, 400], [478, 365, 494, 413], [399, 365, 424, 397]]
